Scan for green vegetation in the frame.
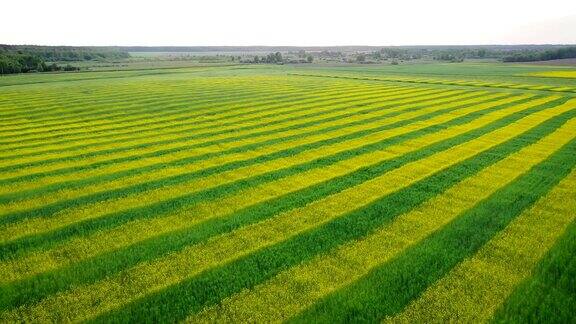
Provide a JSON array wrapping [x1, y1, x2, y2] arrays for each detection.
[[0, 62, 574, 322], [122, 45, 576, 64], [3, 44, 575, 75], [0, 45, 129, 74], [492, 220, 576, 323], [503, 46, 576, 62]]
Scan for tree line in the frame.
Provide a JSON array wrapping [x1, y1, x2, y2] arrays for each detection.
[[0, 45, 130, 61], [502, 46, 576, 62], [0, 45, 130, 75], [251, 52, 284, 64], [0, 53, 81, 74]]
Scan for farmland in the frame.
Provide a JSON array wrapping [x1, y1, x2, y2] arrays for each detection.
[[0, 62, 575, 322]]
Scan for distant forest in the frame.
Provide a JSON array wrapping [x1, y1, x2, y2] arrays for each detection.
[[502, 46, 576, 62], [1, 44, 575, 75], [118, 44, 572, 54], [119, 45, 576, 63], [0, 45, 129, 74]]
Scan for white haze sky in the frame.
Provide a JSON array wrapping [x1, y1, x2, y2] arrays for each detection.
[[2, 0, 576, 46]]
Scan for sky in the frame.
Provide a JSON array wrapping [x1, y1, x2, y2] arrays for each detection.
[[2, 0, 576, 46]]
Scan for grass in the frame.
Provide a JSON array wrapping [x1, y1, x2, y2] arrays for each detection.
[[0, 62, 574, 323], [492, 219, 576, 323], [391, 167, 576, 322], [0, 94, 561, 313], [190, 114, 576, 323]]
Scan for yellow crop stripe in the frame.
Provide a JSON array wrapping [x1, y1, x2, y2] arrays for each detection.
[[187, 114, 576, 324], [2, 97, 571, 323], [0, 90, 493, 241], [0, 94, 546, 283], [387, 171, 576, 323]]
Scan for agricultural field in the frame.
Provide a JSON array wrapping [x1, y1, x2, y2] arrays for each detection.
[[0, 63, 575, 323]]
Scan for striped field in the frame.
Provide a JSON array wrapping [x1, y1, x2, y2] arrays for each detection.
[[0, 65, 575, 323]]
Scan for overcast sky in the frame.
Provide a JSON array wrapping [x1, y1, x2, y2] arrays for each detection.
[[3, 0, 576, 46]]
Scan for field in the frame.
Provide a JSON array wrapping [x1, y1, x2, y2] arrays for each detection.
[[0, 62, 575, 323]]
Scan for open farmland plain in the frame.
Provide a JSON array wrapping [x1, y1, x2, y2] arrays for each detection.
[[0, 63, 575, 322]]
